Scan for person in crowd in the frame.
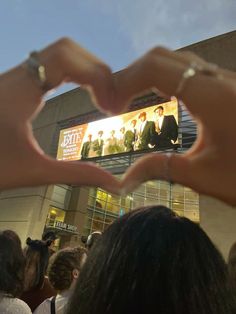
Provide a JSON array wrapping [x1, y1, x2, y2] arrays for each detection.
[[92, 130, 104, 157], [153, 105, 178, 148], [124, 119, 137, 152], [1, 38, 236, 204], [21, 238, 56, 312], [80, 134, 93, 159], [0, 230, 32, 313], [228, 242, 236, 293], [137, 111, 156, 150], [85, 231, 102, 251], [67, 205, 236, 314], [34, 246, 87, 314], [42, 231, 58, 256]]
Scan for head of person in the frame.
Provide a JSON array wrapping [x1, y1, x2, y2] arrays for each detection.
[[138, 112, 146, 122], [131, 119, 137, 128], [42, 230, 58, 249], [68, 206, 236, 314], [48, 246, 87, 293], [120, 127, 125, 134], [110, 130, 115, 137], [23, 238, 51, 291], [88, 134, 92, 141], [228, 242, 236, 291], [154, 105, 164, 117], [86, 231, 102, 251], [0, 230, 25, 297], [98, 130, 103, 137]]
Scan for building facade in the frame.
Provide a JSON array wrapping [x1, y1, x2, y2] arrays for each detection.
[[0, 31, 236, 257]]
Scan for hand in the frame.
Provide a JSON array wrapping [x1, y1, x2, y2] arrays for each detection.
[[117, 47, 236, 206], [0, 38, 125, 193]]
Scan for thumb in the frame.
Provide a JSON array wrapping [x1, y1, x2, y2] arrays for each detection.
[[120, 153, 191, 194]]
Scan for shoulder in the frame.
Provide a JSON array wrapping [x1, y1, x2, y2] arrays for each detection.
[[147, 121, 155, 127], [0, 297, 32, 314], [33, 298, 51, 314], [165, 115, 175, 120]]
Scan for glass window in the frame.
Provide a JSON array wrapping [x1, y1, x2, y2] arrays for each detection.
[[85, 180, 199, 235]]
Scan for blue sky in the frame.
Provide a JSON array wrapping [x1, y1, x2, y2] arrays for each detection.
[[1, 0, 235, 96]]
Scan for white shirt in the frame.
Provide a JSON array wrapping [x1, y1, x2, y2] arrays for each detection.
[[156, 115, 164, 130], [139, 120, 147, 134], [33, 290, 72, 314], [0, 297, 32, 314]]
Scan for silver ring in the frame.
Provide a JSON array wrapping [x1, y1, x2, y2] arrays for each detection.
[[24, 51, 51, 93], [175, 62, 198, 97], [175, 61, 222, 98]]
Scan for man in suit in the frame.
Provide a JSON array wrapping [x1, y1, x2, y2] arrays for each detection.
[[117, 127, 126, 153], [153, 105, 178, 148], [137, 112, 156, 150], [80, 134, 93, 159], [93, 130, 104, 157], [124, 119, 137, 152]]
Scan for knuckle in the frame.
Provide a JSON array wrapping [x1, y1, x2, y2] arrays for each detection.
[[56, 37, 74, 48], [149, 46, 167, 56], [93, 63, 112, 79]]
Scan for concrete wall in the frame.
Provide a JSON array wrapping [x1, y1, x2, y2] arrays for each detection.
[[200, 196, 236, 259], [180, 31, 236, 71]]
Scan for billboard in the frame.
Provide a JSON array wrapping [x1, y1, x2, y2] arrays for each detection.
[[57, 99, 178, 161]]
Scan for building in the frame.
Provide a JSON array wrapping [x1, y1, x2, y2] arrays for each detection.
[[0, 31, 236, 257]]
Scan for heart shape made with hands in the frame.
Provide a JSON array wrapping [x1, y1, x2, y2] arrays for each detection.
[[1, 38, 236, 206]]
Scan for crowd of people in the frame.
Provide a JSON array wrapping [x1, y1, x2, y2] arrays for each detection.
[[0, 215, 236, 314], [1, 36, 236, 313]]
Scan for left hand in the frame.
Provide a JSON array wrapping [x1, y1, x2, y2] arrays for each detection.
[[0, 38, 123, 193]]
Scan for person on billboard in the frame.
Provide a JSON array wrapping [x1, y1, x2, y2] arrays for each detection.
[[117, 127, 126, 153], [104, 130, 120, 155], [92, 130, 104, 157], [153, 105, 178, 148], [137, 112, 156, 150], [124, 119, 137, 152], [80, 134, 93, 159]]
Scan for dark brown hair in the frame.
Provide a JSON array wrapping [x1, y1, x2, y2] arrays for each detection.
[[228, 242, 236, 292], [68, 206, 236, 314], [23, 238, 51, 291], [0, 230, 25, 297]]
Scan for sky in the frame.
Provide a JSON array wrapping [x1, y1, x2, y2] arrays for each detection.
[[1, 0, 235, 97]]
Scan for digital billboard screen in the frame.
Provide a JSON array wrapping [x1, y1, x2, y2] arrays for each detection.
[[57, 99, 178, 161]]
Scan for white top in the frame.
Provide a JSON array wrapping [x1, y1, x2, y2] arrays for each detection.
[[156, 115, 164, 130], [139, 120, 147, 134], [0, 297, 32, 314], [33, 290, 71, 314]]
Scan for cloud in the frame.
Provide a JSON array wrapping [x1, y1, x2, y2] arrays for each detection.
[[86, 0, 236, 55]]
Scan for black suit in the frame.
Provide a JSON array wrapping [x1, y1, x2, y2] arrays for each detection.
[[138, 121, 156, 150], [124, 129, 136, 152], [81, 141, 92, 159], [93, 139, 104, 156], [155, 115, 178, 148]]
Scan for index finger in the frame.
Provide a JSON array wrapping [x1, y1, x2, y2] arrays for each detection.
[[113, 47, 236, 128]]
